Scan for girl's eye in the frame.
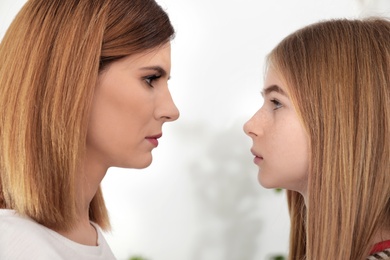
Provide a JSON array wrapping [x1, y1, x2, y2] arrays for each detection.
[[270, 99, 282, 110], [144, 74, 161, 87]]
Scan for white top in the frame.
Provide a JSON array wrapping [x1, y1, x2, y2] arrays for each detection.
[[0, 209, 116, 259]]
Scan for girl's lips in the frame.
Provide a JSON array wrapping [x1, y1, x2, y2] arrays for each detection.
[[251, 149, 263, 164], [253, 156, 263, 165]]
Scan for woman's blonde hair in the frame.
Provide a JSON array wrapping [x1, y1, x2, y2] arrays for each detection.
[[268, 18, 390, 259], [0, 0, 174, 231]]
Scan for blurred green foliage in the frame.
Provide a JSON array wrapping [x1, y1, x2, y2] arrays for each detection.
[[129, 256, 149, 260]]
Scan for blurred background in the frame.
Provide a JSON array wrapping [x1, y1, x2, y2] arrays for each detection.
[[1, 0, 389, 259]]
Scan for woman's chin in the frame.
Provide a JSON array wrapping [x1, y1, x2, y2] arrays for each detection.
[[117, 155, 153, 169], [134, 160, 153, 169]]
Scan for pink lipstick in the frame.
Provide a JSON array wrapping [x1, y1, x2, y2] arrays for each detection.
[[145, 133, 162, 147]]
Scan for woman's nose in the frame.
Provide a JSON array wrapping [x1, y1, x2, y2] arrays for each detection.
[[155, 89, 180, 122]]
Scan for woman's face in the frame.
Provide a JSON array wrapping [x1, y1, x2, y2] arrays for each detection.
[[86, 42, 179, 170], [244, 67, 309, 194]]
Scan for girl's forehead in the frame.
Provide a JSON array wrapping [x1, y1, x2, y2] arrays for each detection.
[[263, 67, 289, 95]]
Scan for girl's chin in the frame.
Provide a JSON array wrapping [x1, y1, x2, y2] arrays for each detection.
[[258, 173, 280, 189]]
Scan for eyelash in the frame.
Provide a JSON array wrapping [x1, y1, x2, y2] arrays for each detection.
[[270, 99, 282, 110], [144, 74, 161, 87]]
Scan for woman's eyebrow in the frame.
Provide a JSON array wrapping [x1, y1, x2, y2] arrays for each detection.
[[139, 66, 170, 79], [261, 84, 287, 97]]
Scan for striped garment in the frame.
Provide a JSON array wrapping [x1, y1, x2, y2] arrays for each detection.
[[367, 249, 390, 260]]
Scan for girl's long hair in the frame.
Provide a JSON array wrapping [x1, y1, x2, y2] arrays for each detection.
[[268, 18, 390, 259], [0, 0, 174, 231]]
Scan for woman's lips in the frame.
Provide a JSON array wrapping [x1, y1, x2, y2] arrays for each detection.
[[145, 133, 162, 147]]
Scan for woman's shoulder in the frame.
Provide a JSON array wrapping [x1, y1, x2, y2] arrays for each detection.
[[0, 209, 116, 259], [0, 209, 49, 237], [0, 209, 61, 258]]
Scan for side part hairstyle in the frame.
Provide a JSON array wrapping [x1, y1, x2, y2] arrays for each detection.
[[268, 18, 390, 259], [0, 0, 174, 231]]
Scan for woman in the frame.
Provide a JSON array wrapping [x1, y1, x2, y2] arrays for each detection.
[[0, 0, 179, 259], [244, 18, 390, 259]]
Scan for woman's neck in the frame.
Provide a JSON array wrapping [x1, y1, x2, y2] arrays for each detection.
[[57, 155, 108, 246], [57, 220, 98, 246]]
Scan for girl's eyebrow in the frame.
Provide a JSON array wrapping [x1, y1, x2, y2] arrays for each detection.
[[261, 84, 287, 97], [139, 66, 170, 80]]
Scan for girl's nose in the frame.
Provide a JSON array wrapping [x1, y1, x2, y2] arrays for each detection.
[[243, 118, 257, 137]]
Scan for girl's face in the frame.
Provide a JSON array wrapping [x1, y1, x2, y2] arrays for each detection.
[[86, 43, 179, 170], [244, 67, 309, 194]]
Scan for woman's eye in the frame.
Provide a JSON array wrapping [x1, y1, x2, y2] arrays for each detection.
[[144, 74, 161, 87], [270, 99, 282, 110]]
